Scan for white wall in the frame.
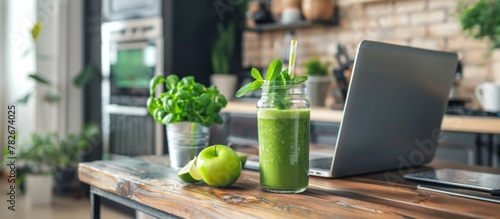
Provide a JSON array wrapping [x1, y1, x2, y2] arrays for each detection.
[[0, 0, 6, 147], [1, 0, 83, 144], [35, 0, 83, 136], [4, 0, 37, 140], [62, 0, 83, 134]]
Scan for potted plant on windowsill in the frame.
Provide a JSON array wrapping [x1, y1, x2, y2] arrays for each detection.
[[458, 0, 500, 82], [210, 21, 238, 101], [147, 74, 227, 168], [303, 57, 331, 106]]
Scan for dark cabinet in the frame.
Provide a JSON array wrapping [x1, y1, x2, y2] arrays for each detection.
[[435, 131, 477, 165]]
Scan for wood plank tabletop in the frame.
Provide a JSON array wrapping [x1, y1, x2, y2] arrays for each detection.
[[222, 101, 500, 134], [78, 156, 500, 219]]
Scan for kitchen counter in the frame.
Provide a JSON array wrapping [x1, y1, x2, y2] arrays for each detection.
[[222, 101, 500, 134]]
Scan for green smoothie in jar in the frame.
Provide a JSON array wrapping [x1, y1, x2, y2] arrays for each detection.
[[258, 108, 310, 192]]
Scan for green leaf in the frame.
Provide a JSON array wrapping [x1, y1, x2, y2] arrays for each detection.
[[166, 74, 179, 90], [146, 97, 158, 116], [44, 93, 61, 103], [181, 76, 195, 85], [199, 94, 211, 106], [292, 76, 308, 84], [154, 109, 167, 123], [31, 21, 42, 41], [235, 80, 263, 98], [272, 100, 286, 110], [28, 74, 50, 85], [217, 94, 227, 107], [280, 69, 291, 82], [205, 101, 217, 114], [266, 59, 283, 81], [150, 75, 165, 95], [162, 113, 174, 124], [16, 92, 32, 104], [251, 68, 263, 81], [176, 91, 191, 100], [214, 115, 224, 124], [73, 65, 93, 87]]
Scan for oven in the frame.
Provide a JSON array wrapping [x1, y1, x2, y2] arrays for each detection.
[[101, 17, 163, 159]]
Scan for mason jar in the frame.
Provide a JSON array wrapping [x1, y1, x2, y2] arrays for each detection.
[[257, 81, 311, 193]]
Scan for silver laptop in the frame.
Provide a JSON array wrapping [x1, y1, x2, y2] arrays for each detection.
[[245, 40, 458, 178]]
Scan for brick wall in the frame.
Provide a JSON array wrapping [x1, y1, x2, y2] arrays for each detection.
[[243, 0, 492, 108]]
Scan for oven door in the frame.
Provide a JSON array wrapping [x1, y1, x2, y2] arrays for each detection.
[[108, 41, 156, 106], [101, 17, 164, 160]]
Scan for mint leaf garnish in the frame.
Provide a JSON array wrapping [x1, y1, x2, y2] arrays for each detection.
[[235, 59, 309, 110], [292, 76, 308, 84], [251, 68, 262, 81], [266, 59, 282, 81], [235, 80, 263, 98]]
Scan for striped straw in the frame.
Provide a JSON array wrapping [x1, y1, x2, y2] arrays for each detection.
[[288, 40, 298, 76]]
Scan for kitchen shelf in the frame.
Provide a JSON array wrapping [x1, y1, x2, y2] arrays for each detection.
[[245, 20, 337, 32], [246, 4, 340, 32]]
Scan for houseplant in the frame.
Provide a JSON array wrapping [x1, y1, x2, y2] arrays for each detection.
[[303, 57, 331, 106], [459, 0, 500, 49], [147, 74, 227, 167], [2, 21, 96, 205], [8, 124, 99, 206], [211, 21, 238, 100], [458, 0, 500, 82]]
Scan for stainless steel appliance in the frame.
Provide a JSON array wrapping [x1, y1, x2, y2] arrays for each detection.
[[101, 17, 163, 159]]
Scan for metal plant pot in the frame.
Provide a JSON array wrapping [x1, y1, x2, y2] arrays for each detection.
[[166, 122, 210, 168], [306, 76, 331, 106]]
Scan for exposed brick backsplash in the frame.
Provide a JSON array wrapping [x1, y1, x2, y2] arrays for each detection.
[[243, 0, 493, 109]]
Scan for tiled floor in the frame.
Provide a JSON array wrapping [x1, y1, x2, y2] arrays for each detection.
[[0, 179, 132, 219]]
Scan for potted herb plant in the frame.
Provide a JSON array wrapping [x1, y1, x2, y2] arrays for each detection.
[[303, 57, 331, 106], [147, 74, 227, 168], [458, 0, 500, 82], [211, 21, 238, 101]]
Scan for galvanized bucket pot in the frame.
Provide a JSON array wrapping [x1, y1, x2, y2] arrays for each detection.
[[166, 122, 209, 168]]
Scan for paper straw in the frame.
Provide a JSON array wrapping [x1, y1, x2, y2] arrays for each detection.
[[288, 40, 297, 76]]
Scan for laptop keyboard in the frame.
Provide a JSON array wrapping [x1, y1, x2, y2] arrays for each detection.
[[244, 157, 333, 171], [310, 158, 332, 170]]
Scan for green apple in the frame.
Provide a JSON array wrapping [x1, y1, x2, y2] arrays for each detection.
[[196, 145, 241, 187]]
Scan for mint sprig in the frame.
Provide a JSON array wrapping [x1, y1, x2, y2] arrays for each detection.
[[235, 59, 308, 109]]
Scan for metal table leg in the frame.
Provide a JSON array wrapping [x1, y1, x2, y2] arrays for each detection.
[[90, 187, 101, 219], [475, 133, 483, 165], [487, 134, 494, 167], [89, 186, 179, 219]]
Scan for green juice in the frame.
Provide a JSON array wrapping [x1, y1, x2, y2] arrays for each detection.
[[257, 108, 310, 193]]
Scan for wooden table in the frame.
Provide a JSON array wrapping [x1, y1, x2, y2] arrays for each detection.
[[79, 156, 500, 219]]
